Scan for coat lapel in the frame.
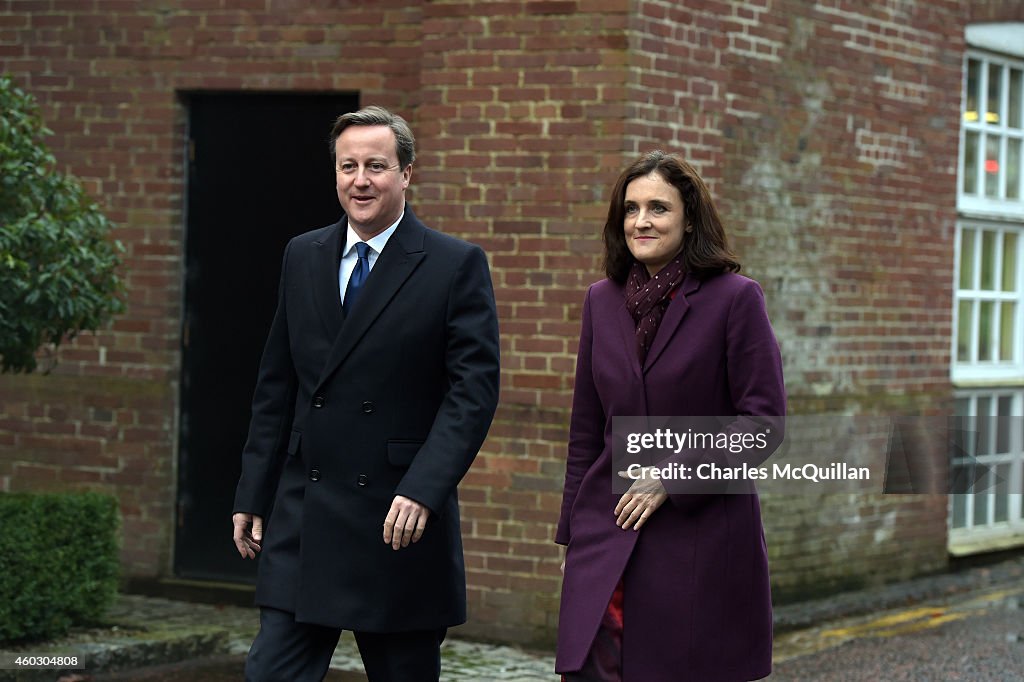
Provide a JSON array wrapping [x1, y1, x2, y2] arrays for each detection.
[[309, 219, 345, 340], [643, 273, 701, 374], [613, 294, 643, 382], [315, 209, 426, 389]]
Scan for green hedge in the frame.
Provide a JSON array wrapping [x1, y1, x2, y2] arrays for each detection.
[[0, 492, 120, 644]]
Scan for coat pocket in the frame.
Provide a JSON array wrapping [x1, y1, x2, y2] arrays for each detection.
[[386, 439, 424, 468]]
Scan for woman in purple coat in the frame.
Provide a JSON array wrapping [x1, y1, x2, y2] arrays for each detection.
[[556, 151, 786, 681]]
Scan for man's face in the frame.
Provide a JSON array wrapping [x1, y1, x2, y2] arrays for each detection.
[[334, 125, 411, 240]]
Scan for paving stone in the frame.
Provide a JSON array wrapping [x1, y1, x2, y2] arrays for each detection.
[[3, 555, 1023, 680]]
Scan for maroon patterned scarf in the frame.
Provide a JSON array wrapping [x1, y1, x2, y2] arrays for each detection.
[[625, 256, 686, 364]]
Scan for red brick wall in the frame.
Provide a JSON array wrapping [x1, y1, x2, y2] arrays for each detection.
[[414, 0, 631, 643], [2, 0, 1024, 647], [0, 0, 426, 577], [713, 0, 968, 597]]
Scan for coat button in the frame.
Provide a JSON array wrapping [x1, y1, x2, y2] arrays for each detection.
[[357, 474, 369, 487], [309, 468, 321, 482], [313, 396, 325, 408], [361, 401, 375, 414]]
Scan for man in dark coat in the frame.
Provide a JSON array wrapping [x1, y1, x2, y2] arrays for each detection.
[[231, 105, 500, 682]]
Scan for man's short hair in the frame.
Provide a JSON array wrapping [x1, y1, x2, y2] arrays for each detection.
[[329, 105, 416, 169]]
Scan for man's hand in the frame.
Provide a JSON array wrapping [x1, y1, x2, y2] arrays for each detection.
[[232, 512, 263, 559], [614, 469, 668, 531], [383, 495, 430, 550]]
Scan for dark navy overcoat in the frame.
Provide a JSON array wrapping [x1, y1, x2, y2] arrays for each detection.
[[234, 206, 500, 632]]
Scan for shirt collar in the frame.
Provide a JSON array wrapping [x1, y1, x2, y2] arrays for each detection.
[[344, 212, 403, 257]]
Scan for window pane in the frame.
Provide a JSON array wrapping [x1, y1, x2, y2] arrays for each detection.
[[988, 62, 1003, 124], [1007, 137, 1021, 200], [953, 410, 976, 459], [997, 397, 1012, 451], [952, 459, 977, 493], [951, 493, 968, 529], [981, 230, 997, 290], [1002, 231, 1017, 291], [958, 299, 974, 362], [985, 135, 1000, 198], [954, 397, 971, 416], [961, 227, 977, 289], [1000, 302, 1016, 361], [973, 489, 990, 525], [1009, 68, 1022, 129], [994, 496, 1008, 523], [979, 301, 994, 361], [978, 396, 993, 451], [966, 58, 981, 122], [994, 464, 1009, 522], [964, 130, 980, 194]]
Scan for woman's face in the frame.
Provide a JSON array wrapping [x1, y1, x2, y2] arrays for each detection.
[[623, 172, 686, 276]]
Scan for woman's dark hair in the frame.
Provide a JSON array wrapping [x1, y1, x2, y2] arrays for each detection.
[[603, 150, 740, 283]]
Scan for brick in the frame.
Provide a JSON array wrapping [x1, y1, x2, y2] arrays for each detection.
[[525, 1, 577, 14], [0, 0, 1005, 649]]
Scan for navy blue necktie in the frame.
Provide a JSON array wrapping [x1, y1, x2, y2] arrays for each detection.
[[344, 242, 370, 313]]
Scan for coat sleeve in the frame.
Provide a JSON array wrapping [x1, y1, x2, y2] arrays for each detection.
[[393, 245, 500, 515], [666, 278, 786, 508], [233, 240, 299, 517], [555, 285, 606, 545], [723, 279, 786, 423]]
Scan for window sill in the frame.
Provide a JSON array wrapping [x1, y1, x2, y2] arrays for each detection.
[[949, 530, 1024, 556]]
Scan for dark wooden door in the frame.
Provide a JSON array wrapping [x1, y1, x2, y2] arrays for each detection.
[[176, 92, 358, 581]]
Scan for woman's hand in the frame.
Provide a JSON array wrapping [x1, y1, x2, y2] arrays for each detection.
[[614, 469, 668, 530]]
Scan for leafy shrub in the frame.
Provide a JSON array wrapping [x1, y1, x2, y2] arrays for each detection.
[[0, 74, 124, 373], [0, 492, 120, 643]]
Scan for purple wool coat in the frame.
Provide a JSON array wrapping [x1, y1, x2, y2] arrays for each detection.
[[555, 272, 786, 681]]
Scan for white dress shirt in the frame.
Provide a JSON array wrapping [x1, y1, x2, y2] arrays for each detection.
[[338, 213, 402, 305]]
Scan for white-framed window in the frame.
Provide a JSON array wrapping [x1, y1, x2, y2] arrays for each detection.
[[951, 28, 1024, 552], [958, 51, 1024, 219], [949, 390, 1024, 548], [952, 220, 1023, 383]]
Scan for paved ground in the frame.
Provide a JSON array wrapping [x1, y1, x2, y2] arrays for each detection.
[[0, 594, 556, 682], [1, 554, 1022, 681], [90, 656, 362, 681], [104, 596, 557, 680], [771, 585, 1024, 680]]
